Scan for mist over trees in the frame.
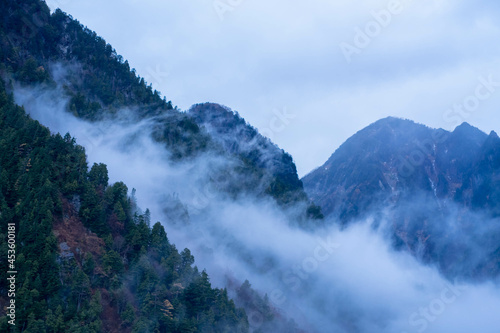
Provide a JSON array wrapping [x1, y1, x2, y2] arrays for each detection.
[[2, 1, 500, 333], [0, 78, 253, 332], [0, 0, 318, 331]]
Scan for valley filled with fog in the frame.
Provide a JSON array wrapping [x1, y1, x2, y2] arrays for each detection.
[[3, 1, 500, 331], [15, 83, 500, 333]]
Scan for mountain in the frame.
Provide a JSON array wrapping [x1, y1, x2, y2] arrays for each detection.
[[302, 117, 500, 278], [0, 0, 319, 221], [189, 103, 308, 207], [0, 78, 252, 332], [302, 117, 498, 221], [0, 0, 311, 331]]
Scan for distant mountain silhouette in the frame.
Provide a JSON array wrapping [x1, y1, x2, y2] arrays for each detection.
[[303, 117, 500, 279], [302, 117, 498, 221]]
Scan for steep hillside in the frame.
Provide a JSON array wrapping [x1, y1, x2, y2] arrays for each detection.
[[0, 0, 318, 217], [0, 77, 251, 332], [302, 117, 498, 221], [302, 117, 500, 279], [189, 103, 318, 210], [0, 0, 309, 331]]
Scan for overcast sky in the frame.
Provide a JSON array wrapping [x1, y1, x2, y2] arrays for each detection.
[[45, 0, 500, 176]]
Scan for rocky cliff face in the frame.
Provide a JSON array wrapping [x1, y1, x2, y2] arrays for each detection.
[[302, 117, 500, 278], [302, 117, 499, 222]]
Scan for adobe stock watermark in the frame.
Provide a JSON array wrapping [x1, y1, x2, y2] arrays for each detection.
[[245, 235, 340, 331], [187, 182, 219, 216], [6, 2, 50, 47], [442, 74, 500, 128], [251, 107, 296, 145], [402, 283, 468, 333], [6, 222, 17, 326], [76, 125, 108, 158], [47, 0, 73, 8], [142, 64, 170, 89], [339, 0, 414, 64], [398, 74, 500, 178], [187, 107, 295, 214], [213, 0, 245, 21]]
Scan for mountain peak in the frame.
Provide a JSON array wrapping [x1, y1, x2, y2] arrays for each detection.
[[189, 103, 248, 131], [371, 116, 417, 128], [453, 122, 484, 135], [450, 122, 488, 147], [188, 103, 309, 207], [482, 130, 500, 152], [362, 117, 432, 138], [455, 121, 473, 128], [302, 117, 497, 221]]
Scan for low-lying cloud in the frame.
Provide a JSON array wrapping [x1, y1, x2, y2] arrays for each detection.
[[13, 83, 500, 333]]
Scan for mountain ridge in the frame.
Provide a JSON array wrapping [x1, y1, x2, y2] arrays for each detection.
[[0, 0, 320, 218], [302, 116, 496, 219], [0, 0, 312, 331], [302, 116, 500, 278]]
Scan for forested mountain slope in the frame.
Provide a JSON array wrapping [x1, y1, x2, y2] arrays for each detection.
[[0, 0, 320, 216], [0, 77, 251, 332], [0, 0, 307, 331]]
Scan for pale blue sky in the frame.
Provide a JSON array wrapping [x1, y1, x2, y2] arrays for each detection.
[[46, 0, 500, 176]]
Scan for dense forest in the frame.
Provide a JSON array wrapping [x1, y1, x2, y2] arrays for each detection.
[[0, 77, 253, 332], [0, 0, 323, 216], [0, 0, 307, 331]]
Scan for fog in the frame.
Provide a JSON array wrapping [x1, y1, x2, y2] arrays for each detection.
[[13, 82, 500, 332]]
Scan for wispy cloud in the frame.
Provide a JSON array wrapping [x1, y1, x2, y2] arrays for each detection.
[[14, 77, 500, 332]]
